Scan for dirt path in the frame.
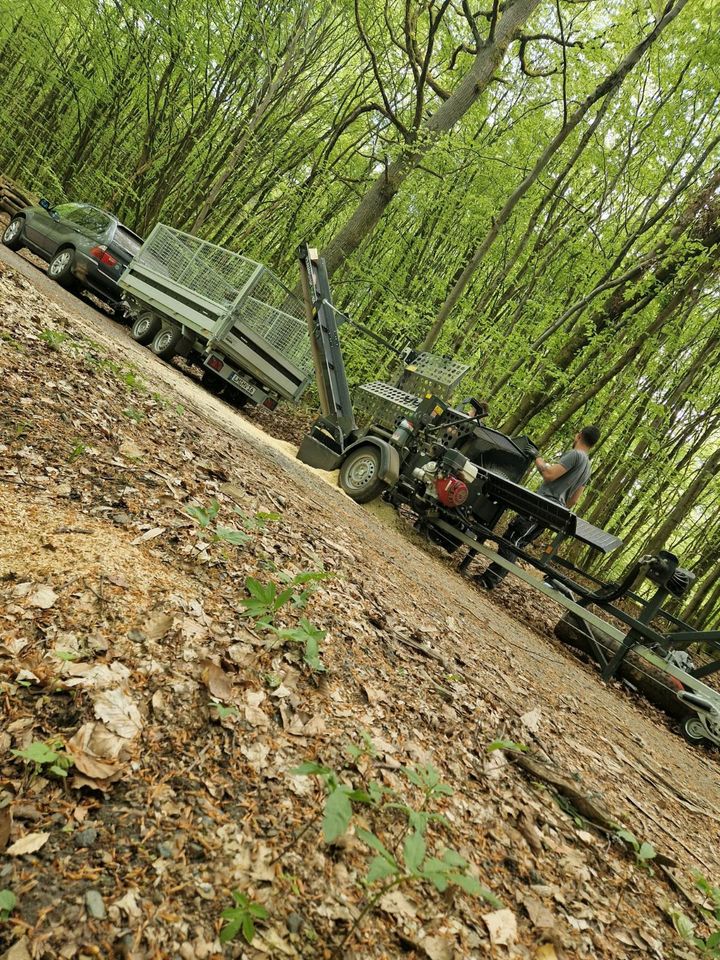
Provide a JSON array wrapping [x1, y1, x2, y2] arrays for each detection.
[[1, 244, 718, 959]]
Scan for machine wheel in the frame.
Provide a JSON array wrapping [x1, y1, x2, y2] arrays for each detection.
[[340, 445, 387, 504], [681, 715, 707, 745], [2, 216, 25, 251], [131, 312, 162, 345], [48, 247, 78, 289], [150, 326, 182, 361]]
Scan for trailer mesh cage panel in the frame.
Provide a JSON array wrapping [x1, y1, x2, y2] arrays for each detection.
[[134, 224, 312, 377], [354, 381, 420, 430], [134, 225, 259, 306], [231, 274, 314, 377]]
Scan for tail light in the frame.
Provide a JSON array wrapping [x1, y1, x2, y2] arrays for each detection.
[[435, 475, 468, 507], [89, 245, 118, 267], [263, 397, 277, 410], [207, 355, 223, 371]]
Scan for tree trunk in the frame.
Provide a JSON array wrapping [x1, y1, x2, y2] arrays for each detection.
[[318, 0, 544, 277]]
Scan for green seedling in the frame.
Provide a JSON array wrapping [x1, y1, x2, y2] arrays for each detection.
[[185, 500, 221, 529], [0, 889, 16, 921], [12, 739, 74, 778], [487, 739, 528, 754], [615, 828, 657, 870], [346, 732, 377, 762], [53, 650, 81, 662], [122, 370, 146, 392], [272, 618, 327, 672], [240, 577, 295, 624], [69, 441, 88, 462], [278, 569, 334, 609], [233, 508, 282, 531], [122, 406, 144, 422], [291, 761, 380, 842], [671, 910, 720, 956], [210, 701, 239, 720], [219, 891, 268, 945], [695, 872, 720, 922], [40, 328, 68, 349]]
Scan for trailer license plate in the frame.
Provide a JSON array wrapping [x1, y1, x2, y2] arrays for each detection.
[[230, 372, 255, 395]]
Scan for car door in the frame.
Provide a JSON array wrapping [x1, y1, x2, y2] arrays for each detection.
[[53, 204, 110, 254], [26, 202, 82, 253]]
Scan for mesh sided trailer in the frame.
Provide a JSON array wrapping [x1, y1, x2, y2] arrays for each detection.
[[118, 224, 314, 402]]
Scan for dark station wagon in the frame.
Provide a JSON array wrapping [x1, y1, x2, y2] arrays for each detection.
[[2, 200, 142, 308]]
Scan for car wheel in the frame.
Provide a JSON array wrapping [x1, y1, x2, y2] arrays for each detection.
[[132, 312, 162, 345], [48, 248, 78, 289], [2, 216, 25, 251], [681, 715, 707, 746], [150, 325, 182, 361], [339, 445, 387, 503]]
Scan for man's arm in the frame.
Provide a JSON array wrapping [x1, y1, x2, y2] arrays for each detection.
[[566, 485, 585, 509], [534, 456, 568, 483]]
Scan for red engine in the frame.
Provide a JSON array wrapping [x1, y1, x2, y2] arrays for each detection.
[[435, 475, 469, 507]]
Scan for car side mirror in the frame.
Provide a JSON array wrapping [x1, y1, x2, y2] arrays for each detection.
[[39, 198, 52, 210]]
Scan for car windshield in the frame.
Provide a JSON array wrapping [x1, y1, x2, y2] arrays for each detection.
[[112, 226, 143, 257]]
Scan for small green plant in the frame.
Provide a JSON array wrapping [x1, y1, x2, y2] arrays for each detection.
[[0, 889, 16, 921], [487, 739, 528, 753], [291, 761, 380, 842], [210, 701, 239, 720], [40, 328, 69, 349], [175, 403, 185, 415], [615, 828, 657, 870], [53, 649, 81, 662], [272, 618, 327, 672], [185, 499, 221, 529], [122, 370, 146, 392], [278, 569, 334, 609], [219, 891, 268, 945], [240, 577, 295, 624], [122, 406, 144, 422], [671, 910, 720, 956], [233, 508, 282, 531], [69, 441, 88, 462], [12, 739, 74, 778], [346, 732, 377, 762], [695, 873, 720, 922]]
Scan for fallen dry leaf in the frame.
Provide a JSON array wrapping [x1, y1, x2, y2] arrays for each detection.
[[0, 802, 11, 851], [67, 721, 127, 784], [93, 688, 143, 739], [420, 935, 454, 960], [535, 945, 558, 960], [201, 659, 236, 702], [484, 908, 518, 945], [1, 937, 32, 960], [130, 526, 166, 545], [142, 611, 174, 641], [6, 831, 50, 856], [27, 585, 58, 609]]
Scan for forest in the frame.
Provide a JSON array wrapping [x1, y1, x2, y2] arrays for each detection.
[[1, 0, 719, 624]]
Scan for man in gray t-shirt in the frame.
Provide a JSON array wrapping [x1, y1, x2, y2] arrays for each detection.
[[476, 425, 600, 589]]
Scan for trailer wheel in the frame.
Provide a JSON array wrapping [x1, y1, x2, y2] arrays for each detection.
[[340, 446, 387, 503], [131, 312, 161, 345], [225, 386, 250, 409], [203, 370, 226, 396], [150, 326, 182, 361], [681, 715, 707, 745]]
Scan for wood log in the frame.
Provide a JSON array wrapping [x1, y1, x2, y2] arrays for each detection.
[[554, 612, 688, 719]]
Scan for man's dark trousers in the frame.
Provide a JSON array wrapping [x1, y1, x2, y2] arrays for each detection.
[[479, 515, 545, 588]]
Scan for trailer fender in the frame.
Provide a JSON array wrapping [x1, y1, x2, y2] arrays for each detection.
[[344, 437, 400, 486]]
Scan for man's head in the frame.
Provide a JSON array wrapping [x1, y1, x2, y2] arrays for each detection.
[[574, 425, 600, 449]]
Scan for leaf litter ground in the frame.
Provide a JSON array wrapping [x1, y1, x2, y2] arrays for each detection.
[[0, 255, 719, 960]]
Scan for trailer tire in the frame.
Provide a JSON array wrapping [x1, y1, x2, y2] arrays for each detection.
[[203, 370, 226, 396], [131, 312, 162, 345], [340, 445, 387, 504], [226, 386, 250, 409], [150, 326, 182, 361]]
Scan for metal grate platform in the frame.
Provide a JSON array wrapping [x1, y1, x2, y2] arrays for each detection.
[[354, 381, 420, 429]]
